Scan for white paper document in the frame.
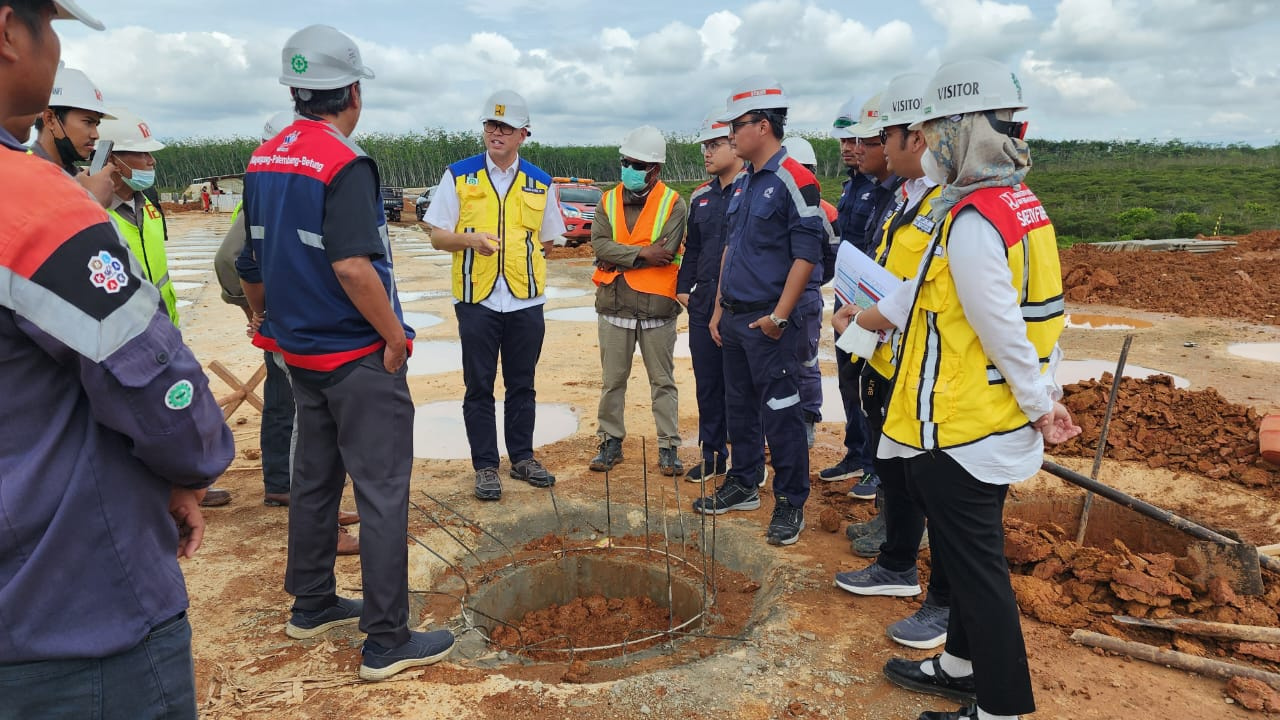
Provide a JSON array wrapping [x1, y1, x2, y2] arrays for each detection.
[[832, 242, 906, 310]]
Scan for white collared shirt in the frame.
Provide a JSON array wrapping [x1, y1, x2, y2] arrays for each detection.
[[424, 153, 567, 313]]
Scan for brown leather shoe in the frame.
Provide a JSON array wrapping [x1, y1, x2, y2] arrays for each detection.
[[336, 526, 359, 555], [263, 492, 290, 507], [337, 510, 360, 526], [199, 488, 232, 507]]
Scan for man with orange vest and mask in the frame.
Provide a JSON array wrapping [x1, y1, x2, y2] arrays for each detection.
[[589, 126, 688, 476]]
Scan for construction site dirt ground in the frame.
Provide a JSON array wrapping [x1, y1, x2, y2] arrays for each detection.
[[167, 212, 1280, 719]]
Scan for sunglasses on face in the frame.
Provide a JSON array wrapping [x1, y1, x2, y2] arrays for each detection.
[[483, 120, 517, 136], [620, 158, 655, 171], [729, 117, 764, 134]]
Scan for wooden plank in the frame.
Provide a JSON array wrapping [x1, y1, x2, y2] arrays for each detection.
[[1073, 630, 1280, 691], [1112, 615, 1280, 644]]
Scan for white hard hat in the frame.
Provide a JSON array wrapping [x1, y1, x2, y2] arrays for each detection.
[[782, 136, 817, 166], [48, 66, 114, 118], [695, 108, 730, 143], [619, 126, 666, 164], [829, 97, 860, 139], [844, 93, 883, 139], [874, 73, 930, 129], [911, 57, 1027, 130], [98, 109, 166, 153], [480, 89, 531, 132], [53, 1, 104, 31], [279, 25, 375, 90], [262, 111, 294, 142], [716, 75, 788, 122]]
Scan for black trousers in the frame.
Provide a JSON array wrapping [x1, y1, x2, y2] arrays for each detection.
[[860, 367, 950, 606], [285, 353, 413, 649], [260, 350, 295, 495], [454, 302, 545, 470], [903, 450, 1035, 716]]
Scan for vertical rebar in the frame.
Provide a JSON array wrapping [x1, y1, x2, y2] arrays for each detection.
[[1076, 333, 1134, 544], [660, 487, 675, 651], [710, 479, 719, 606], [698, 441, 709, 613], [604, 468, 613, 549], [642, 437, 651, 556], [671, 458, 687, 561]]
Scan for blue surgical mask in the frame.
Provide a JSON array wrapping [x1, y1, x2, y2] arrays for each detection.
[[123, 168, 156, 191], [620, 165, 649, 192]]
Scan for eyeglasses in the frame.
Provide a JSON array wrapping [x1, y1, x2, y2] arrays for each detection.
[[620, 158, 655, 171], [701, 139, 728, 153], [729, 117, 764, 133], [483, 120, 517, 136], [857, 137, 883, 148]]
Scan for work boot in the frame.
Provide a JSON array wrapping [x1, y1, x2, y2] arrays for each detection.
[[285, 596, 363, 639], [359, 629, 456, 682], [336, 526, 360, 556], [685, 454, 727, 483], [510, 457, 555, 487], [474, 467, 502, 501], [766, 496, 804, 546], [199, 487, 232, 507], [589, 436, 623, 472], [845, 512, 884, 541], [337, 510, 360, 526], [851, 517, 888, 557], [658, 447, 684, 476]]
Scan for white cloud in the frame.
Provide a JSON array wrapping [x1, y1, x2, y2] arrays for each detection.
[[1020, 56, 1139, 113], [922, 0, 1035, 58]]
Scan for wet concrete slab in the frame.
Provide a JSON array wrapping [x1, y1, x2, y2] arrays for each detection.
[[412, 401, 579, 459]]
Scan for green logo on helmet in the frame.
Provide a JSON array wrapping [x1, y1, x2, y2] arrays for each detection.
[[291, 54, 309, 74]]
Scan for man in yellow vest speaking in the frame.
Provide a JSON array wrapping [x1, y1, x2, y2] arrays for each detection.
[[589, 126, 687, 476], [426, 90, 565, 501], [97, 109, 179, 327]]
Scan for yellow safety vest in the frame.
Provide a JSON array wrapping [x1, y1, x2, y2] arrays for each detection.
[[881, 185, 1064, 450], [109, 197, 179, 326], [866, 185, 944, 380], [450, 160, 549, 303]]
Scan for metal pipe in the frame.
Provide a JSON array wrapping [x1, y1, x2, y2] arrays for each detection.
[[1076, 334, 1134, 543], [642, 437, 651, 556], [1042, 459, 1280, 573], [605, 467, 613, 549]]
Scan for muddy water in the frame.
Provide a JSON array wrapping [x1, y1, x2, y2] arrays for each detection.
[[1228, 342, 1280, 363], [545, 306, 598, 322], [406, 341, 463, 375], [1065, 313, 1153, 330], [402, 312, 444, 329], [412, 401, 579, 459]]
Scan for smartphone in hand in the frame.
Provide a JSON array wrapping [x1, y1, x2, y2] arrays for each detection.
[[88, 139, 113, 174]]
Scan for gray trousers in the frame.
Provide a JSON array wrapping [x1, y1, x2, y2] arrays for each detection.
[[285, 353, 413, 648], [596, 316, 680, 449]]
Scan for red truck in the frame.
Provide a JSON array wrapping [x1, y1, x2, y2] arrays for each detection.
[[552, 177, 602, 247]]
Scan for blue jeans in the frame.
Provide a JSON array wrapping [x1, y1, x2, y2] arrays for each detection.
[[0, 612, 196, 720]]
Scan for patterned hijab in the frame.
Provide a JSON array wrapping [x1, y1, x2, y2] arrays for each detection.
[[921, 110, 1030, 222]]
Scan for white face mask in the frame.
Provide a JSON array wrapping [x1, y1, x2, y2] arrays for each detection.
[[921, 148, 949, 185]]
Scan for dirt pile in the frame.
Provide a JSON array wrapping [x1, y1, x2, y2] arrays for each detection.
[[489, 593, 684, 655], [1057, 374, 1275, 487], [1059, 231, 1280, 324], [1228, 677, 1280, 713]]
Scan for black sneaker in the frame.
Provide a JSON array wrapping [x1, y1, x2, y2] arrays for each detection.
[[883, 655, 977, 704], [766, 496, 804, 546], [684, 455, 727, 483], [658, 447, 684, 476], [691, 478, 760, 515], [285, 596, 363, 639], [818, 457, 864, 482], [918, 705, 978, 720], [474, 467, 502, 501], [589, 436, 623, 472], [359, 629, 456, 681], [510, 457, 555, 487]]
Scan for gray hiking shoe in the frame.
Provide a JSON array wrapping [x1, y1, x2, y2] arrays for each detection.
[[834, 563, 921, 597], [888, 601, 949, 649], [851, 515, 888, 557], [474, 467, 502, 501], [510, 457, 555, 487], [845, 512, 884, 541], [658, 447, 684, 476]]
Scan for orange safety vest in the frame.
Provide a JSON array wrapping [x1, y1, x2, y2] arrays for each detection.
[[591, 182, 680, 299]]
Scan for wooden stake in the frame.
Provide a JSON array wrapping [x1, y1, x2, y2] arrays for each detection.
[[1072, 629, 1280, 691], [1112, 615, 1280, 644]]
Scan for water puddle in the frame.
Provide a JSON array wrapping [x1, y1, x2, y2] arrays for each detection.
[[545, 306, 597, 322], [172, 281, 205, 292], [402, 312, 445, 329], [544, 286, 589, 299], [412, 401, 579, 459], [819, 376, 846, 424], [168, 258, 214, 268], [1228, 342, 1280, 363], [399, 290, 451, 303], [1056, 359, 1190, 389], [176, 300, 193, 309], [170, 268, 208, 278], [1065, 313, 1153, 330], [632, 332, 691, 359], [407, 341, 463, 374]]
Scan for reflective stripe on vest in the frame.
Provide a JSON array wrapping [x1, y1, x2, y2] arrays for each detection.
[[590, 182, 680, 299], [881, 185, 1064, 450], [109, 198, 179, 327], [449, 156, 550, 303], [866, 185, 943, 380]]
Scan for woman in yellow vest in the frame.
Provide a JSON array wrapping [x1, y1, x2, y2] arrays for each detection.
[[98, 109, 179, 326], [835, 59, 1080, 720], [589, 126, 688, 476]]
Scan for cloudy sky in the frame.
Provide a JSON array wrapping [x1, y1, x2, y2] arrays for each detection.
[[56, 0, 1278, 146]]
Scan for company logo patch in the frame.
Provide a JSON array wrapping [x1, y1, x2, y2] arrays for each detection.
[[291, 54, 309, 74], [137, 122, 152, 139], [494, 104, 506, 117], [94, 89, 103, 102], [276, 130, 300, 153], [698, 198, 710, 207], [87, 251, 128, 294], [465, 176, 479, 185], [763, 187, 775, 199], [165, 379, 195, 410]]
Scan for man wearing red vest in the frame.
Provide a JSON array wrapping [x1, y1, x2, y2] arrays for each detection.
[[589, 126, 688, 475]]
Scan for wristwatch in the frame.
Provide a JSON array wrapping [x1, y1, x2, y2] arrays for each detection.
[[769, 313, 789, 329]]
